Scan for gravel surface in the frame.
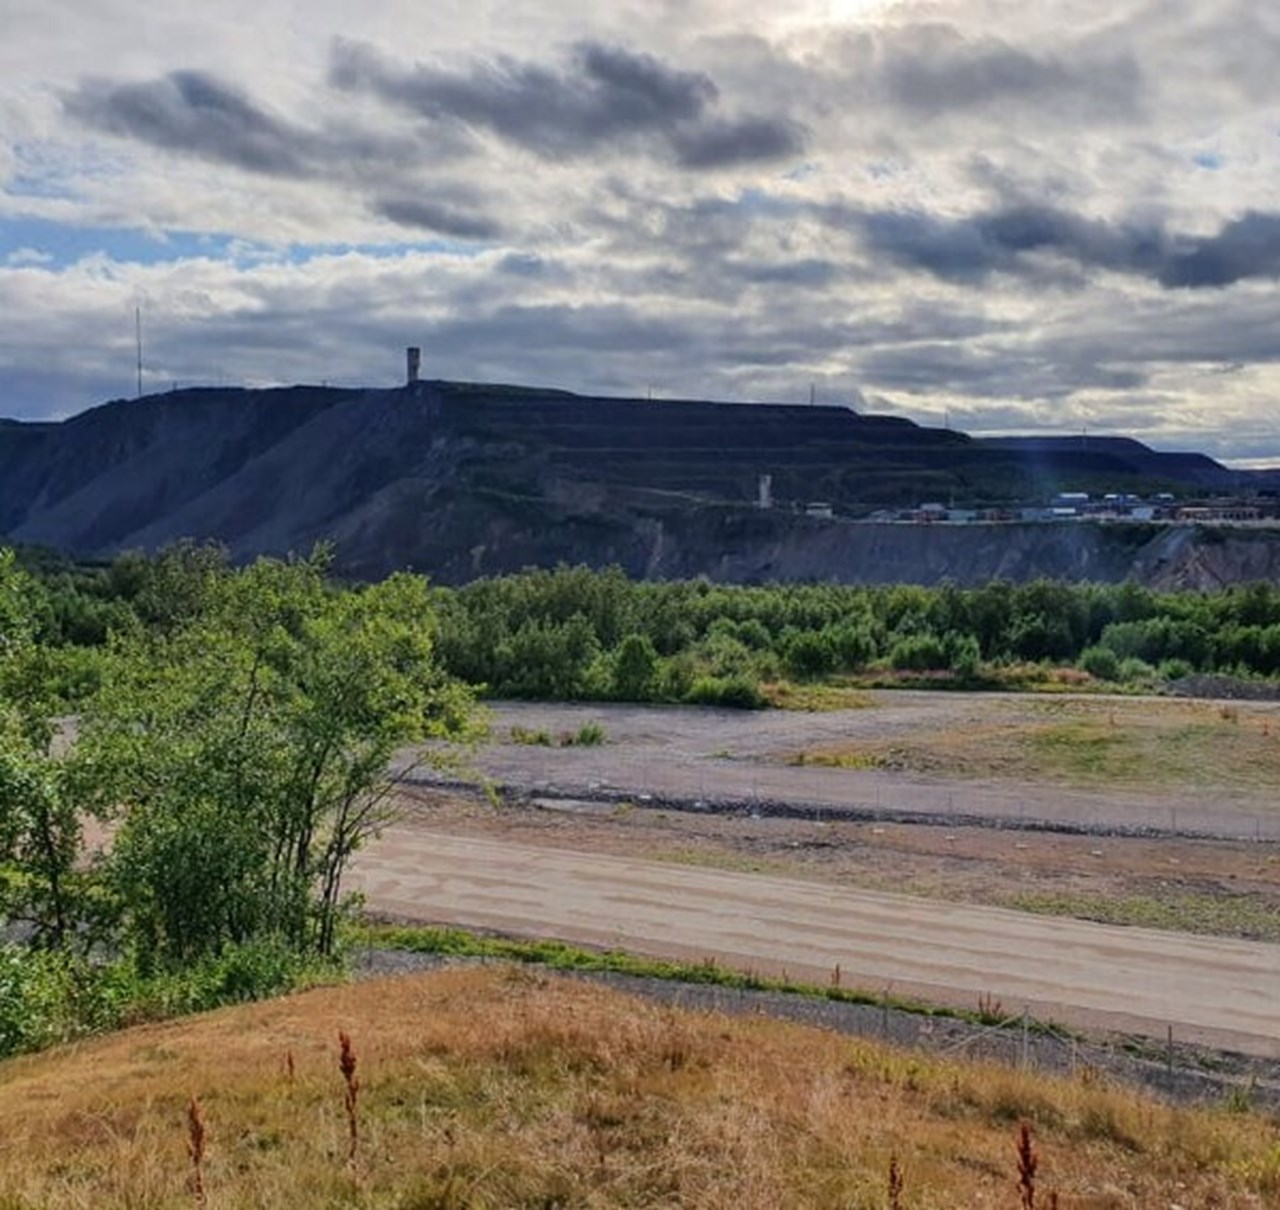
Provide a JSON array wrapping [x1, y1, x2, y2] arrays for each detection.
[[405, 696, 1280, 841]]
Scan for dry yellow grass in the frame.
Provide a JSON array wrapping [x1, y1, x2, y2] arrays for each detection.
[[0, 967, 1276, 1208]]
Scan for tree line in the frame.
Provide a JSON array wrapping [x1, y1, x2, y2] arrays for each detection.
[[429, 565, 1280, 701], [20, 551, 1280, 708]]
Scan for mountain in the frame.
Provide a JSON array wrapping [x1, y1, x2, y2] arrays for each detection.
[[3, 380, 1278, 587]]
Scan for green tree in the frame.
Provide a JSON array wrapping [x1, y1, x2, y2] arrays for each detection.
[[82, 550, 472, 964], [611, 633, 659, 700], [0, 551, 96, 950], [784, 630, 837, 680]]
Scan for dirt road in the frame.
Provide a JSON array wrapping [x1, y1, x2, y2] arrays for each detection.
[[352, 827, 1280, 1056]]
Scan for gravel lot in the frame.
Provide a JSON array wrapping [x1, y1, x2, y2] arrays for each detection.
[[406, 694, 1280, 840]]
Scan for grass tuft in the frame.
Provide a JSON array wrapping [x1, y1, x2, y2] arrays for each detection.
[[185, 1094, 207, 1209], [337, 1029, 360, 1169]]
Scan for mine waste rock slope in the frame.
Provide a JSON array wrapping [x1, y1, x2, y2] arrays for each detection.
[[3, 380, 1279, 587]]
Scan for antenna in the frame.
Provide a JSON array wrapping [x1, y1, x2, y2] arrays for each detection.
[[135, 306, 143, 398]]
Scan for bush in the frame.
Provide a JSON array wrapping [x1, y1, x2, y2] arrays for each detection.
[[610, 633, 659, 700], [684, 675, 766, 709], [510, 726, 553, 746], [784, 631, 837, 680], [735, 618, 772, 650], [0, 945, 79, 1056], [0, 939, 332, 1059], [143, 938, 325, 1016], [946, 634, 982, 680], [1079, 645, 1121, 681], [829, 623, 876, 670], [658, 654, 695, 700], [889, 633, 949, 672], [1118, 656, 1156, 683]]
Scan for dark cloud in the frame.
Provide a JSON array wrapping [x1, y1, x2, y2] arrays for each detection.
[[330, 39, 712, 153], [672, 114, 805, 168], [372, 197, 503, 240], [856, 342, 1146, 402], [1159, 212, 1280, 287], [62, 68, 456, 185], [831, 201, 1280, 290], [332, 38, 805, 168], [495, 252, 560, 279], [733, 258, 837, 288], [63, 69, 504, 240], [64, 71, 313, 177], [877, 25, 1142, 119], [790, 22, 1145, 125]]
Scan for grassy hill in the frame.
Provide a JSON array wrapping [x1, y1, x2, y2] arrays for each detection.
[[0, 967, 1274, 1208]]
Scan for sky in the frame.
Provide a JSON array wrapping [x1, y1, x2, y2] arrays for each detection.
[[3, 0, 1280, 462]]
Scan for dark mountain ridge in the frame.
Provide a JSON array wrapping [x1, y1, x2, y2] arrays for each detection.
[[2, 380, 1277, 587]]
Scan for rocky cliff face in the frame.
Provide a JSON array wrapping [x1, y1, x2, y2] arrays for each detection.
[[3, 382, 1278, 588]]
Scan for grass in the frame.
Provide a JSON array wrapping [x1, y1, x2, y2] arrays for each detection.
[[760, 681, 876, 711], [1003, 890, 1280, 943], [510, 722, 607, 747], [0, 966, 1275, 1208], [781, 698, 1280, 791], [353, 922, 1020, 1029]]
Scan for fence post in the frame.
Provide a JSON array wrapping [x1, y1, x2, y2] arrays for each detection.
[[1021, 1008, 1030, 1069]]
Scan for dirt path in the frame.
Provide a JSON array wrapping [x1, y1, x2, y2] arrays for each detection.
[[393, 790, 1280, 942], [352, 827, 1280, 1056]]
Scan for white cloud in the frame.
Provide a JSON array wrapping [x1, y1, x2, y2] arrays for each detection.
[[5, 246, 52, 266], [1, 1, 1279, 460]]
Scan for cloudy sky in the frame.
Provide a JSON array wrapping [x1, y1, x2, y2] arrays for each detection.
[[3, 0, 1280, 461]]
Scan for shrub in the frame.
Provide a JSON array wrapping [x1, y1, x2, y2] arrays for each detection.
[[684, 675, 766, 709], [1079, 645, 1121, 681], [1118, 656, 1156, 683], [829, 623, 876, 670], [784, 631, 837, 680], [889, 633, 949, 672], [611, 633, 659, 700], [510, 726, 553, 746], [946, 634, 982, 680], [572, 722, 606, 746]]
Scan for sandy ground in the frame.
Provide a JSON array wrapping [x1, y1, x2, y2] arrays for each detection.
[[393, 789, 1280, 941]]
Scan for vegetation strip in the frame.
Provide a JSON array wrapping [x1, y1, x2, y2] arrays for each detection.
[[359, 920, 999, 1023], [20, 551, 1280, 705]]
